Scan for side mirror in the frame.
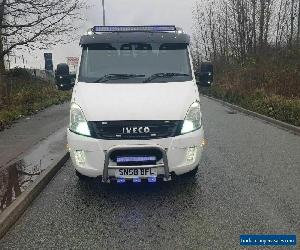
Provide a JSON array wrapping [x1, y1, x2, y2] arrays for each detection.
[[197, 62, 214, 86], [196, 71, 214, 87], [55, 74, 74, 91], [55, 63, 74, 90]]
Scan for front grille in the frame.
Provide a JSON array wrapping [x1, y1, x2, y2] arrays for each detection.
[[88, 120, 183, 140]]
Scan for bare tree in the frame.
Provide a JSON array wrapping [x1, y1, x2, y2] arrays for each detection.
[[275, 0, 284, 47], [264, 0, 273, 44], [0, 0, 6, 72], [0, 0, 86, 75], [297, 0, 300, 44], [289, 0, 296, 46], [192, 0, 300, 64], [251, 0, 257, 53], [258, 0, 268, 48]]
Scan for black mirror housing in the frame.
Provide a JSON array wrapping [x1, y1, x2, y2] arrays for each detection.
[[196, 62, 214, 86], [54, 63, 75, 90]]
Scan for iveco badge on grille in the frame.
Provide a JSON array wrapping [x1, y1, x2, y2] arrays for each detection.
[[122, 127, 151, 134]]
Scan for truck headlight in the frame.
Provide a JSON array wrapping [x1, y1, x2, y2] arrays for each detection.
[[181, 102, 202, 134], [69, 103, 91, 137]]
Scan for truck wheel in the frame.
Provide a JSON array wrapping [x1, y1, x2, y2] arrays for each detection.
[[185, 166, 199, 178], [75, 170, 88, 180]]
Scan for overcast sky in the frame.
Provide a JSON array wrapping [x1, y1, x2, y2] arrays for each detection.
[[14, 0, 197, 69]]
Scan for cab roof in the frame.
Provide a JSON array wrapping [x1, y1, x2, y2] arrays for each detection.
[[80, 26, 190, 46]]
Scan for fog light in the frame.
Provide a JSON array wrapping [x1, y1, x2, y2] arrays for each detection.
[[133, 177, 141, 183], [117, 178, 126, 184], [74, 150, 86, 165], [186, 147, 197, 163], [148, 177, 157, 183]]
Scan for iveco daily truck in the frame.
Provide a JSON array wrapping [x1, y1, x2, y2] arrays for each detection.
[[67, 25, 205, 183]]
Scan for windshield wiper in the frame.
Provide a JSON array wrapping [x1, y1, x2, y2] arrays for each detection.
[[93, 74, 145, 83], [143, 73, 190, 83]]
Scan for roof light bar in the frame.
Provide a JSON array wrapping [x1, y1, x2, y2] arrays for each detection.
[[93, 25, 176, 33]]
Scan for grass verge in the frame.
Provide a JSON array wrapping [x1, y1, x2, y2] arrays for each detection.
[[0, 79, 71, 131], [200, 86, 300, 127]]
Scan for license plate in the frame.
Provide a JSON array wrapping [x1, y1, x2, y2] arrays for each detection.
[[115, 168, 157, 178]]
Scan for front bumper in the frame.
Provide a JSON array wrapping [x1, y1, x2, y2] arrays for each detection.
[[67, 127, 205, 181]]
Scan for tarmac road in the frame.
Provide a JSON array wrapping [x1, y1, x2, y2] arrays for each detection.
[[0, 102, 70, 168], [0, 96, 299, 249]]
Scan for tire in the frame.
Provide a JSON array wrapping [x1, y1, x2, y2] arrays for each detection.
[[75, 170, 89, 180], [185, 166, 199, 178]]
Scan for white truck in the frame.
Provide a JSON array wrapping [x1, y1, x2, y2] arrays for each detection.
[[67, 25, 205, 183]]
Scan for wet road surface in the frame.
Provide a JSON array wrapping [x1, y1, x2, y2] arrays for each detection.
[[0, 96, 299, 249], [0, 102, 69, 168], [0, 128, 67, 213]]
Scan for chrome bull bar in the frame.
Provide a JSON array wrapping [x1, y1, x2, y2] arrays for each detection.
[[102, 145, 172, 183]]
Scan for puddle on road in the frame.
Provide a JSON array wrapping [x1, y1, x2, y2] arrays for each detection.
[[0, 128, 67, 213]]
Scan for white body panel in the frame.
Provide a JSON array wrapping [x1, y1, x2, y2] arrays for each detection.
[[72, 81, 199, 121]]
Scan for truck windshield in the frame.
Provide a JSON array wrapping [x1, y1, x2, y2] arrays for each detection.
[[78, 43, 192, 83]]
